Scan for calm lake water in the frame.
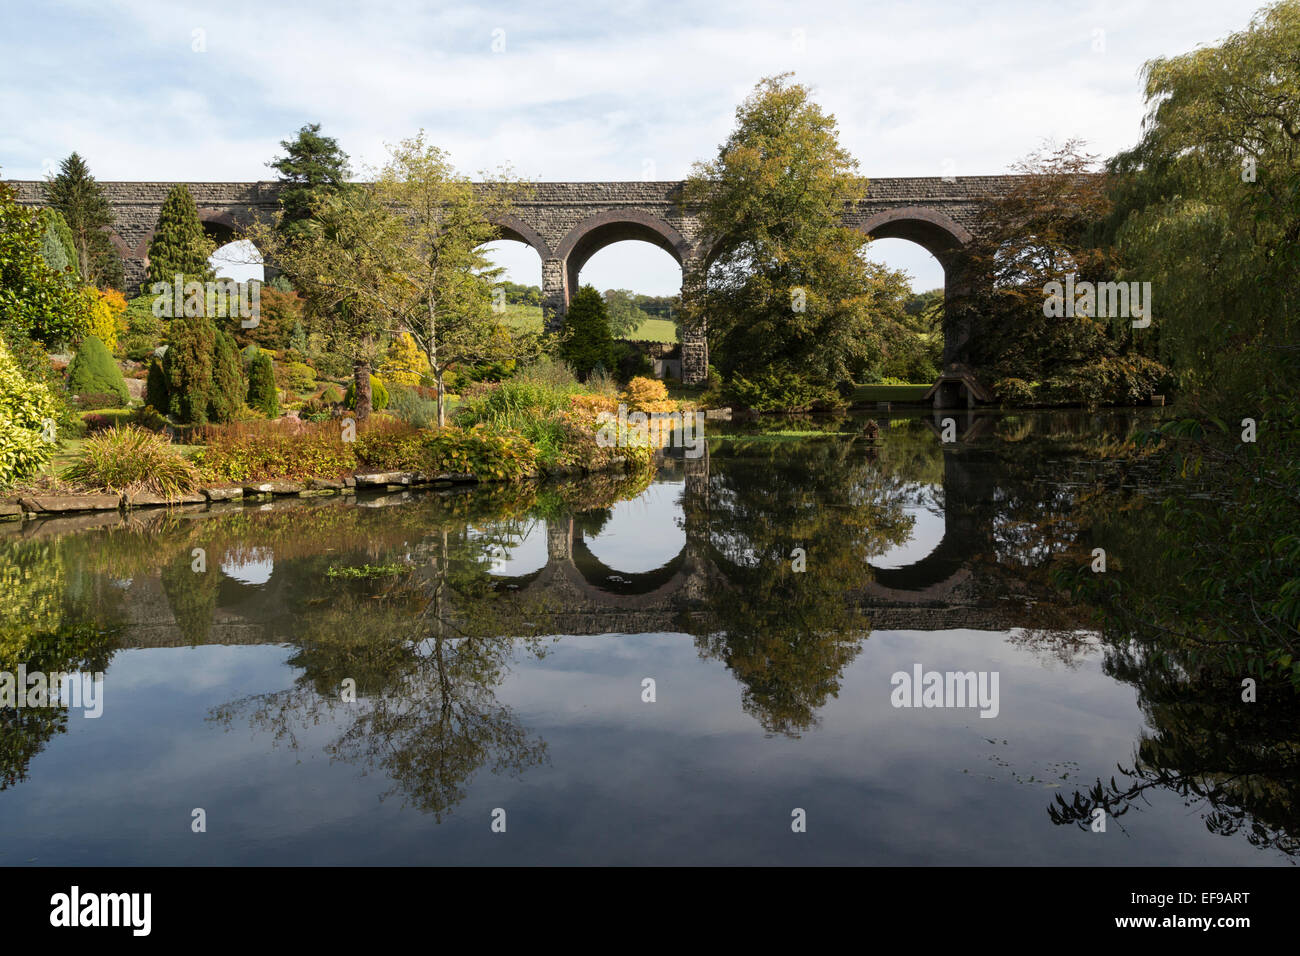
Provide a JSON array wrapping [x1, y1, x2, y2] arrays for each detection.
[[0, 410, 1293, 865]]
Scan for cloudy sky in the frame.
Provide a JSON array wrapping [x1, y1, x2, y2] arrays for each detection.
[[0, 0, 1267, 292]]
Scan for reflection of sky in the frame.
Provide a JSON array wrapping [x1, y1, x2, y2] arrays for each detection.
[[0, 629, 1285, 866], [473, 522, 550, 576], [220, 549, 274, 585], [581, 482, 685, 573], [871, 484, 944, 569]]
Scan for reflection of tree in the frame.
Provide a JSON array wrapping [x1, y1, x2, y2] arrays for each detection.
[[689, 437, 915, 735], [1046, 664, 1300, 855], [160, 551, 220, 646], [230, 473, 662, 815], [1027, 411, 1300, 858], [212, 520, 556, 819], [0, 535, 121, 790]]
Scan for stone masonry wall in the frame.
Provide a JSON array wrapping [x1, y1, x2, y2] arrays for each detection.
[[8, 176, 1024, 383]]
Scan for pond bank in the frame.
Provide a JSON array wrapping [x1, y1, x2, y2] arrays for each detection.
[[0, 458, 642, 523]]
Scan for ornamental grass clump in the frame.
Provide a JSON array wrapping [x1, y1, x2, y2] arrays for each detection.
[[61, 425, 199, 497]]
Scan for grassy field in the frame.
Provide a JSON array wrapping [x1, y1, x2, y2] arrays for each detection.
[[500, 304, 679, 343]]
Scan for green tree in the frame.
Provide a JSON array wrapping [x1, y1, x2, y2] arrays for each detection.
[[246, 350, 279, 416], [251, 131, 527, 426], [685, 74, 881, 401], [145, 355, 168, 410], [147, 185, 215, 285], [1105, 0, 1299, 414], [368, 132, 526, 426], [42, 153, 122, 289], [244, 186, 389, 420], [601, 289, 645, 338], [561, 285, 617, 379], [162, 313, 216, 424], [37, 209, 78, 280], [66, 334, 129, 406], [269, 123, 352, 239], [964, 141, 1166, 406], [0, 181, 88, 353], [344, 374, 389, 411], [208, 330, 245, 423], [0, 335, 61, 487]]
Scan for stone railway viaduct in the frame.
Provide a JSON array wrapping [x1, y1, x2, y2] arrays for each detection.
[[9, 176, 1021, 386]]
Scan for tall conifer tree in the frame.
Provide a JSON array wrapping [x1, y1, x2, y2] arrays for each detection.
[[43, 153, 123, 289], [147, 185, 215, 285]]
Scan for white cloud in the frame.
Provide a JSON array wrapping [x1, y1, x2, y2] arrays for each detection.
[[1, 0, 1265, 288]]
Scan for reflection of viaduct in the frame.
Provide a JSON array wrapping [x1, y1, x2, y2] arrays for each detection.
[[111, 433, 1063, 650], [9, 177, 1019, 384], [494, 439, 1013, 635]]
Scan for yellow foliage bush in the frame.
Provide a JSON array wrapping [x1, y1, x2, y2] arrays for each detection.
[[82, 287, 127, 353], [624, 375, 668, 406], [380, 331, 430, 386], [569, 393, 619, 416]]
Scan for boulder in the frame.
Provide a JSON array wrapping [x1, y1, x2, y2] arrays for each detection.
[[242, 481, 306, 496], [122, 491, 206, 508], [202, 486, 244, 501], [19, 494, 120, 513], [354, 472, 416, 487]]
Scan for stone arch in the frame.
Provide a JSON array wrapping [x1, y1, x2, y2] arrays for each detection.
[[859, 206, 972, 256], [556, 209, 691, 296], [487, 213, 552, 261], [197, 208, 241, 247], [858, 207, 976, 369]]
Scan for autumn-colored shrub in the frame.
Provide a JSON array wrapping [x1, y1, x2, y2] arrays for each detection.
[[624, 375, 668, 407], [196, 420, 357, 482], [352, 420, 536, 480], [379, 332, 429, 386], [569, 393, 619, 417]]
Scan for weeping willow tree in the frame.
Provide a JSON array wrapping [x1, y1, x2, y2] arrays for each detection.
[[1061, 0, 1300, 688], [1106, 0, 1300, 412]]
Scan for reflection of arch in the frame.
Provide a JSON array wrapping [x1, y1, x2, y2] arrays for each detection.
[[572, 532, 687, 595], [862, 446, 993, 594], [866, 532, 966, 591], [556, 210, 690, 292], [488, 214, 552, 260], [489, 566, 548, 591]]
